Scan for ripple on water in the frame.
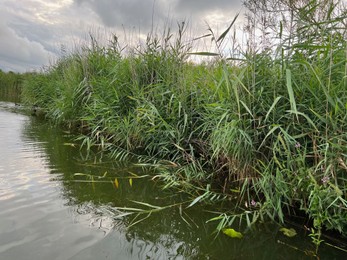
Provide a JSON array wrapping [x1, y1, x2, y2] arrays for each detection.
[[0, 107, 109, 260]]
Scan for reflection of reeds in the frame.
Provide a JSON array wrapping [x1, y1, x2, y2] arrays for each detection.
[[21, 0, 347, 250]]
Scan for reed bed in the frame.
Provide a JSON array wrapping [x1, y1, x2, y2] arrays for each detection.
[[0, 70, 24, 102], [20, 0, 347, 249]]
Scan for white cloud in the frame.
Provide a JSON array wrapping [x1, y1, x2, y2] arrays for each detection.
[[0, 16, 52, 72]]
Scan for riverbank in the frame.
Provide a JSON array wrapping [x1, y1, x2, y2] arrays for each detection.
[[2, 100, 346, 259], [6, 0, 347, 253]]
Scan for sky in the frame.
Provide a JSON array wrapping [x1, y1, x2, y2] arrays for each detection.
[[0, 0, 243, 73]]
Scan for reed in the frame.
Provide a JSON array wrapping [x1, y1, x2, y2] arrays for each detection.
[[0, 70, 24, 102], [20, 0, 347, 248]]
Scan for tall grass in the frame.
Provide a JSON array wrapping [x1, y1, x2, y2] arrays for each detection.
[[0, 70, 24, 102], [21, 0, 347, 249]]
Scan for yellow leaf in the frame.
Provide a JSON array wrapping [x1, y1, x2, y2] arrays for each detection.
[[63, 143, 76, 147], [129, 178, 133, 187], [279, 227, 297, 237], [114, 178, 119, 189], [222, 228, 243, 239]]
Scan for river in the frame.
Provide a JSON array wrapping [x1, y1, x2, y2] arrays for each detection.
[[0, 101, 345, 259]]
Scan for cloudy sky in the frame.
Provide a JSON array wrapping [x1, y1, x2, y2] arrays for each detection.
[[0, 0, 243, 72]]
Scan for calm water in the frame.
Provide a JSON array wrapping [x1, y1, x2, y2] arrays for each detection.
[[0, 101, 346, 260]]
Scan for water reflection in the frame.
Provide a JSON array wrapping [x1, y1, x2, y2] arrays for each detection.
[[1, 101, 346, 259], [19, 111, 208, 259]]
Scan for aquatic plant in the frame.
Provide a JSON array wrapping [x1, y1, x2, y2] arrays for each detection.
[[20, 0, 347, 251]]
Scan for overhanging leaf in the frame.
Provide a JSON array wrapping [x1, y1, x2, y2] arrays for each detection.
[[187, 194, 206, 208], [286, 69, 298, 120], [188, 52, 219, 56], [217, 13, 239, 44], [193, 33, 212, 41]]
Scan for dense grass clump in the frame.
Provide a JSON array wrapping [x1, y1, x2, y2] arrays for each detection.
[[0, 70, 24, 102], [21, 0, 346, 249]]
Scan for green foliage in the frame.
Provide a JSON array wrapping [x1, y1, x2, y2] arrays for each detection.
[[20, 0, 347, 249], [0, 70, 24, 102]]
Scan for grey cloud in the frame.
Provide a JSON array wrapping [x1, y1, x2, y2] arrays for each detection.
[[0, 0, 91, 72], [73, 0, 169, 30], [71, 0, 243, 40], [74, 0, 242, 28], [174, 0, 242, 15], [8, 20, 56, 53], [0, 0, 244, 72], [0, 17, 51, 72]]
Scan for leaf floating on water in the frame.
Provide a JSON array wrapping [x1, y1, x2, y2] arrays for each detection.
[[279, 227, 297, 237], [128, 171, 139, 177], [74, 173, 86, 176], [222, 228, 243, 239], [129, 178, 133, 187], [114, 178, 119, 189], [63, 142, 76, 147]]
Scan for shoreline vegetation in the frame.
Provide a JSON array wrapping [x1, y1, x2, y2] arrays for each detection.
[[0, 70, 24, 103], [1, 0, 347, 253]]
